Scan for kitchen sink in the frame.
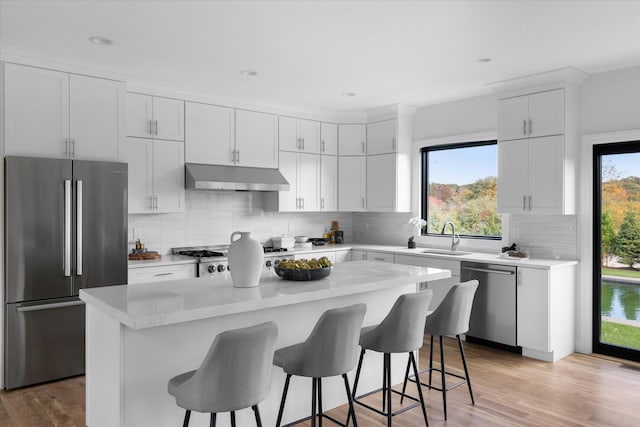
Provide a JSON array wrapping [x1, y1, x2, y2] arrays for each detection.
[[421, 249, 471, 256]]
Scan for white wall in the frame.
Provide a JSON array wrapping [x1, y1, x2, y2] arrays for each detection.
[[128, 191, 353, 254], [576, 66, 640, 354]]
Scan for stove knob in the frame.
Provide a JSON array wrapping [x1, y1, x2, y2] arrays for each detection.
[[265, 260, 273, 268], [217, 264, 226, 272], [207, 265, 216, 273]]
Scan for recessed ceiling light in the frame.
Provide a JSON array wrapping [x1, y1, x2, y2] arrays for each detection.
[[476, 57, 492, 63], [341, 92, 357, 97], [240, 70, 258, 77], [88, 36, 113, 46]]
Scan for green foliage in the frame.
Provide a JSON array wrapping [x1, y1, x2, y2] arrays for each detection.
[[601, 210, 616, 265], [611, 210, 640, 268], [427, 176, 501, 237]]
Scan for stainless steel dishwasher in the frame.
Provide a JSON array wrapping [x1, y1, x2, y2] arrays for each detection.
[[461, 261, 519, 351]]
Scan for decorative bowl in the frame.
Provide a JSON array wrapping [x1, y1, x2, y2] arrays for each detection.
[[274, 266, 332, 281], [294, 235, 309, 243]]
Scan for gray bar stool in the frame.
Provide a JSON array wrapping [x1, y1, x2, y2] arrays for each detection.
[[273, 303, 367, 427], [351, 290, 434, 427], [401, 280, 479, 420], [168, 321, 278, 427]]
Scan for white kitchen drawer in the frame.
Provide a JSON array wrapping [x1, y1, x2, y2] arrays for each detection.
[[366, 252, 395, 263], [128, 264, 196, 284]]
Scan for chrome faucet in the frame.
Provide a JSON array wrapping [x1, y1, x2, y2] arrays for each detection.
[[441, 221, 461, 251]]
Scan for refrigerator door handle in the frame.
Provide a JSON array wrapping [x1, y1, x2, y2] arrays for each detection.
[[64, 180, 72, 277], [76, 180, 83, 276], [17, 300, 85, 312]]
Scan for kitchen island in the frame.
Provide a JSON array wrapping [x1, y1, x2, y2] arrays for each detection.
[[80, 260, 450, 427]]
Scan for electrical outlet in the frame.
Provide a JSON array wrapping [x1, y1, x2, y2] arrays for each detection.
[[133, 227, 143, 240]]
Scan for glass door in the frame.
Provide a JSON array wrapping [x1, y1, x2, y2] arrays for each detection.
[[593, 141, 640, 362]]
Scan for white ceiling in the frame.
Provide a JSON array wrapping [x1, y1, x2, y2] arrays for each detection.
[[1, 0, 639, 113]]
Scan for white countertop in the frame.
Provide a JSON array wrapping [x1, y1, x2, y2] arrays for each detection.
[[128, 254, 197, 268], [82, 261, 450, 330], [126, 244, 577, 270], [351, 244, 578, 269]]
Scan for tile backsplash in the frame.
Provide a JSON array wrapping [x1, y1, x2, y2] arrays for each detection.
[[128, 191, 353, 254], [509, 215, 577, 260]]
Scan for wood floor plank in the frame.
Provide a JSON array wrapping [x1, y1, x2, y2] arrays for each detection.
[[1, 338, 640, 426]]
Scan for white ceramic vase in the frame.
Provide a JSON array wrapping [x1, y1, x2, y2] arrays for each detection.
[[228, 231, 264, 288]]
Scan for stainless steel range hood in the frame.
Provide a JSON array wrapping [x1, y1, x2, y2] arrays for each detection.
[[185, 163, 290, 191]]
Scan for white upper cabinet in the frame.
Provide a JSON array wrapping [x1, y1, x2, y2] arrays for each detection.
[[320, 122, 338, 155], [279, 116, 320, 154], [338, 155, 366, 211], [235, 109, 279, 168], [366, 119, 397, 155], [498, 135, 565, 214], [320, 154, 338, 211], [127, 137, 184, 214], [69, 75, 125, 161], [366, 153, 397, 211], [3, 63, 124, 161], [184, 102, 235, 165], [497, 87, 574, 214], [498, 89, 564, 141], [270, 151, 319, 212], [338, 124, 366, 155], [126, 93, 184, 141]]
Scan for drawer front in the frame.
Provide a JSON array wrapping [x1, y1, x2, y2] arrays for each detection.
[[366, 252, 395, 263], [128, 264, 196, 284]]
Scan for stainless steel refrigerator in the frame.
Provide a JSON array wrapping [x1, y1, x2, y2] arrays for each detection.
[[4, 156, 128, 389]]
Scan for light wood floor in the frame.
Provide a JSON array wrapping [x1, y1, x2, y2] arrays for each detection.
[[2, 337, 640, 426]]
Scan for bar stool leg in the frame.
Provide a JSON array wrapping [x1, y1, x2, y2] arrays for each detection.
[[342, 374, 358, 427], [385, 353, 392, 427], [382, 355, 387, 413], [318, 378, 323, 427], [252, 405, 262, 427], [311, 378, 318, 427], [399, 354, 411, 404], [183, 410, 191, 427], [276, 374, 291, 427], [409, 352, 429, 427], [210, 412, 216, 427], [439, 335, 448, 420], [457, 334, 475, 405], [428, 335, 434, 386], [352, 349, 366, 398]]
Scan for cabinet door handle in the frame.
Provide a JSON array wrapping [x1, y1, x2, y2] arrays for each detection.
[[528, 195, 532, 211], [64, 138, 68, 156], [236, 150, 240, 163], [148, 196, 153, 209], [153, 272, 173, 276], [302, 137, 305, 150], [392, 137, 396, 151], [148, 120, 153, 135], [523, 195, 526, 211], [153, 195, 158, 210], [523, 120, 527, 136], [321, 141, 325, 152], [301, 197, 305, 209], [154, 120, 159, 135], [320, 197, 324, 209]]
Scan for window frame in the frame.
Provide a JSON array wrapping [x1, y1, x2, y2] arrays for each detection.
[[420, 139, 501, 240]]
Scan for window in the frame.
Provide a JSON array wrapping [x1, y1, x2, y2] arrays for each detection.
[[421, 140, 501, 238]]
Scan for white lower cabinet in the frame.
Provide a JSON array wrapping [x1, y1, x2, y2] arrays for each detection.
[[395, 255, 460, 310], [365, 252, 395, 263], [127, 137, 185, 213], [128, 264, 196, 284], [351, 250, 367, 261], [334, 250, 351, 263], [516, 265, 575, 361]]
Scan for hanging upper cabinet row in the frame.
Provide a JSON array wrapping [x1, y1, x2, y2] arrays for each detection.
[[3, 63, 126, 161], [496, 88, 576, 215]]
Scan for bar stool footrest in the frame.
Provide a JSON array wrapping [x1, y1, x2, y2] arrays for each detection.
[[407, 367, 468, 392], [353, 387, 422, 418]]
